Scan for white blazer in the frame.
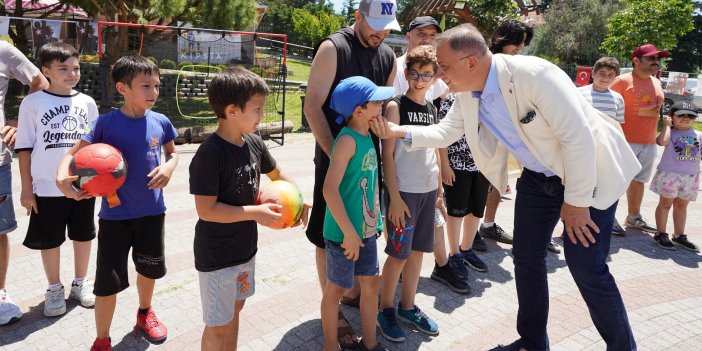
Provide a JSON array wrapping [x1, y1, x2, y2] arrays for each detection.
[[407, 54, 641, 210]]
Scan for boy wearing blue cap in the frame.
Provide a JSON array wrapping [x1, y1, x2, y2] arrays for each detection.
[[321, 76, 392, 351]]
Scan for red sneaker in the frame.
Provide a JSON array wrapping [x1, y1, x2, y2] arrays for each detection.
[[134, 307, 168, 342], [90, 337, 111, 351]]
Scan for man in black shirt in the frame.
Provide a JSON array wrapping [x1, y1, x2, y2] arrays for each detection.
[[303, 0, 399, 348]]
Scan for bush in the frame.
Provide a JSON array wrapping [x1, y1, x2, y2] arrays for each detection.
[[177, 61, 193, 70], [147, 56, 158, 65], [159, 59, 176, 69], [80, 54, 99, 63]]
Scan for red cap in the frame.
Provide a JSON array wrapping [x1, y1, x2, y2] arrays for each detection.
[[632, 44, 668, 59]]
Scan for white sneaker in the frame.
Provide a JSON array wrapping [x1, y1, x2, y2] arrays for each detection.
[[44, 285, 66, 317], [0, 289, 22, 325], [69, 280, 95, 307]]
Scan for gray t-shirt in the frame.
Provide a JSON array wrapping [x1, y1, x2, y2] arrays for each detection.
[[0, 41, 40, 166]]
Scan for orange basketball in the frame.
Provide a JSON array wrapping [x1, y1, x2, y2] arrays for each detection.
[[257, 180, 304, 229]]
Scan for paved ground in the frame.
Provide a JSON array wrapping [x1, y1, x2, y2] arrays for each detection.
[[1, 132, 701, 351]]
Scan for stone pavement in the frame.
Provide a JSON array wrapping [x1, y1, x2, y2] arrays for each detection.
[[1, 132, 701, 351]]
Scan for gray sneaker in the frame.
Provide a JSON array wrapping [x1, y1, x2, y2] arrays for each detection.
[[479, 224, 513, 244], [612, 221, 625, 236], [44, 285, 66, 317], [625, 215, 656, 233]]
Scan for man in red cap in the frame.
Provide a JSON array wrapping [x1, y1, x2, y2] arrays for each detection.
[[610, 44, 667, 236]]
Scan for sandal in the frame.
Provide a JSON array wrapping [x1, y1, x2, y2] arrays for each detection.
[[337, 311, 360, 350], [340, 295, 360, 308]]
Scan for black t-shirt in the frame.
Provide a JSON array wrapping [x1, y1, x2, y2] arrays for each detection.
[[392, 95, 438, 127], [189, 133, 276, 272]]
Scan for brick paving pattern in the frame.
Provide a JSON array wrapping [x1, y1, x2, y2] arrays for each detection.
[[1, 133, 700, 350]]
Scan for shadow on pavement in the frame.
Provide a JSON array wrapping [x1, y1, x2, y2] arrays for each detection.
[[0, 299, 79, 345], [609, 228, 702, 268]]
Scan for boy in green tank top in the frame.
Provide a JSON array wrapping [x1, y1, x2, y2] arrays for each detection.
[[320, 76, 393, 351]]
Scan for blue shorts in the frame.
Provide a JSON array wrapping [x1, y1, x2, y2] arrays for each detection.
[[325, 236, 379, 290], [0, 164, 17, 235]]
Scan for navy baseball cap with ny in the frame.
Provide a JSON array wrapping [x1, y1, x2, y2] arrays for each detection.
[[331, 76, 394, 124]]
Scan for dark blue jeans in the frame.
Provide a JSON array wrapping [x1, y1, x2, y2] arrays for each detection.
[[512, 169, 636, 351]]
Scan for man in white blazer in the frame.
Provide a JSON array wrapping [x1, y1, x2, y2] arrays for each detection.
[[370, 24, 639, 351]]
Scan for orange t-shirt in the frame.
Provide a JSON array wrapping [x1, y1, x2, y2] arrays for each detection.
[[610, 72, 664, 144]]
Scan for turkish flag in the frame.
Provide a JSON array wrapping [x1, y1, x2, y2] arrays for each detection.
[[575, 66, 592, 86]]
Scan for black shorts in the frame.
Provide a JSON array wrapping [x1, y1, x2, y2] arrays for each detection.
[[23, 196, 96, 250], [93, 214, 167, 296], [443, 170, 490, 218]]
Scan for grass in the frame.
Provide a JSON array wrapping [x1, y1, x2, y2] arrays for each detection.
[[285, 58, 312, 82]]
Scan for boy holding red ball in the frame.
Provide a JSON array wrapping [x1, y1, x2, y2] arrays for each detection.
[[189, 67, 309, 351], [56, 55, 179, 351]]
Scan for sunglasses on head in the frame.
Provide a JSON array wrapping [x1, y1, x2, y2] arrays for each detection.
[[407, 69, 435, 82]]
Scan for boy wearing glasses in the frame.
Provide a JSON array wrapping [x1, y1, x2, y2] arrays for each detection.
[[377, 45, 441, 342], [610, 44, 667, 234]]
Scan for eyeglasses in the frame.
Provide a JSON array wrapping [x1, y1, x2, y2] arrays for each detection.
[[407, 69, 435, 82], [438, 55, 470, 73], [674, 114, 697, 119]]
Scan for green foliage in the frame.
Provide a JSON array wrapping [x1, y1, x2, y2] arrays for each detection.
[[160, 59, 177, 69], [193, 0, 257, 30], [147, 56, 159, 65], [462, 0, 520, 36], [342, 0, 358, 23], [601, 0, 695, 59], [667, 15, 702, 73], [291, 7, 345, 47], [529, 0, 624, 66]]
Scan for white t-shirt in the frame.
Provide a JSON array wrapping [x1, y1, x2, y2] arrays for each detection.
[[16, 91, 98, 196], [0, 41, 41, 166], [393, 55, 448, 101]]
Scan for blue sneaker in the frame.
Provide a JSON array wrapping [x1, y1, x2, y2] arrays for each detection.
[[396, 305, 439, 336], [460, 248, 487, 272], [448, 253, 469, 278], [377, 308, 405, 342]]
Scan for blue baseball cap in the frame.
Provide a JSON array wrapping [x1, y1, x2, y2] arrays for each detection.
[[331, 76, 394, 124]]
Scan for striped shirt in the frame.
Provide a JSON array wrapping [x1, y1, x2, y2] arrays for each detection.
[[578, 85, 625, 123]]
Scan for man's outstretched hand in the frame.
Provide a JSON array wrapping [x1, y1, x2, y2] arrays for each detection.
[[369, 116, 407, 139]]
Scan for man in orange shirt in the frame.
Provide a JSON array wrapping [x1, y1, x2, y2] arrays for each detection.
[[610, 44, 667, 234]]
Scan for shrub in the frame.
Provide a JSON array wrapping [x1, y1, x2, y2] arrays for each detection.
[[147, 56, 158, 65], [159, 59, 176, 69]]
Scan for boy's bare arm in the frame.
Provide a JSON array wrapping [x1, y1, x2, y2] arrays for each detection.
[[194, 195, 282, 226], [439, 147, 454, 185], [18, 151, 37, 215], [323, 135, 363, 261], [147, 140, 179, 189], [381, 101, 410, 228], [56, 139, 93, 200]]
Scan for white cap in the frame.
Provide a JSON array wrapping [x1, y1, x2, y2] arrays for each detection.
[[358, 0, 401, 31]]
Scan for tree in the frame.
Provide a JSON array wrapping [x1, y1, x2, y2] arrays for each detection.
[[342, 0, 358, 23], [601, 0, 695, 59], [667, 15, 702, 73], [461, 0, 519, 36], [529, 0, 624, 65], [291, 7, 344, 46]]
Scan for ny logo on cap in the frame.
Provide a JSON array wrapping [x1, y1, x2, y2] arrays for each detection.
[[380, 2, 394, 15]]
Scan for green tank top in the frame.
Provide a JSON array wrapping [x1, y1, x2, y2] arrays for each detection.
[[323, 127, 383, 243]]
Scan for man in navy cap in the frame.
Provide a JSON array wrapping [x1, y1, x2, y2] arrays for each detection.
[[610, 44, 668, 236]]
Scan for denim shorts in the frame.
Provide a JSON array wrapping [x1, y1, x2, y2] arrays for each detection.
[[325, 236, 379, 290], [199, 256, 256, 326], [0, 164, 17, 235]]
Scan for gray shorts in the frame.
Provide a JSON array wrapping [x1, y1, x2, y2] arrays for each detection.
[[385, 190, 437, 259], [198, 256, 256, 327], [628, 143, 657, 183]]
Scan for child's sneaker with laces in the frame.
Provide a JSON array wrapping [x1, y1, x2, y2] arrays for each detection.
[[397, 305, 439, 336], [70, 279, 96, 307], [44, 284, 66, 317], [0, 289, 22, 325], [135, 307, 168, 342], [90, 337, 112, 351], [448, 253, 469, 278], [672, 234, 700, 252], [377, 307, 405, 342]]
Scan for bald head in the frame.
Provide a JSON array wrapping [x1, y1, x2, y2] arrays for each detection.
[[437, 23, 489, 58]]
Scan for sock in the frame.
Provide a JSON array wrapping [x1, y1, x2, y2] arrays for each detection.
[[481, 222, 494, 229], [139, 307, 150, 315], [72, 277, 85, 286], [47, 282, 63, 291]]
